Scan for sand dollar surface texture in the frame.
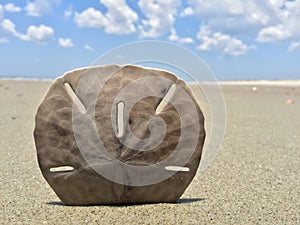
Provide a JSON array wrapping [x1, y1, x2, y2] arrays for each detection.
[[34, 65, 205, 205]]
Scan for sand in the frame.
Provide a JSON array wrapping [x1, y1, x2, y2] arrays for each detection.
[[0, 79, 299, 224]]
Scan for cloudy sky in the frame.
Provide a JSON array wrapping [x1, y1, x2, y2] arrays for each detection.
[[0, 0, 299, 80]]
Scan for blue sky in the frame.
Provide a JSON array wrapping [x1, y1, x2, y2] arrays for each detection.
[[0, 0, 299, 80]]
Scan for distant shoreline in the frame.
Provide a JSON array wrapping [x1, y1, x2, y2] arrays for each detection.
[[0, 77, 53, 81], [209, 80, 300, 87], [1, 77, 300, 87]]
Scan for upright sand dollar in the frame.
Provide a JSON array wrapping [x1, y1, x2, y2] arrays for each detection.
[[34, 65, 205, 205]]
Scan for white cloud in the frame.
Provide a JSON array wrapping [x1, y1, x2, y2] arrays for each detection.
[[168, 28, 194, 44], [74, 8, 108, 28], [0, 19, 54, 44], [197, 26, 255, 56], [223, 38, 256, 56], [64, 6, 73, 18], [4, 3, 22, 12], [1, 19, 19, 36], [25, 0, 50, 17], [180, 7, 194, 17], [100, 0, 138, 34], [184, 0, 300, 51], [84, 44, 95, 52], [0, 37, 8, 43], [0, 5, 4, 20], [138, 0, 181, 38], [255, 0, 300, 43], [74, 0, 138, 35], [25, 0, 60, 17], [58, 38, 74, 48], [288, 41, 300, 52], [26, 25, 54, 43], [257, 24, 291, 42], [185, 0, 286, 37]]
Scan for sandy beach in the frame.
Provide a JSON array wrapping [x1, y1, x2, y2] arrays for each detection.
[[0, 79, 299, 224]]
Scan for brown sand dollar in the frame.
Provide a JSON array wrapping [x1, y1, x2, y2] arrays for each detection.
[[34, 65, 205, 205]]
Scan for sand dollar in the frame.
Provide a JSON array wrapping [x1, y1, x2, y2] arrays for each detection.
[[34, 65, 205, 205]]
